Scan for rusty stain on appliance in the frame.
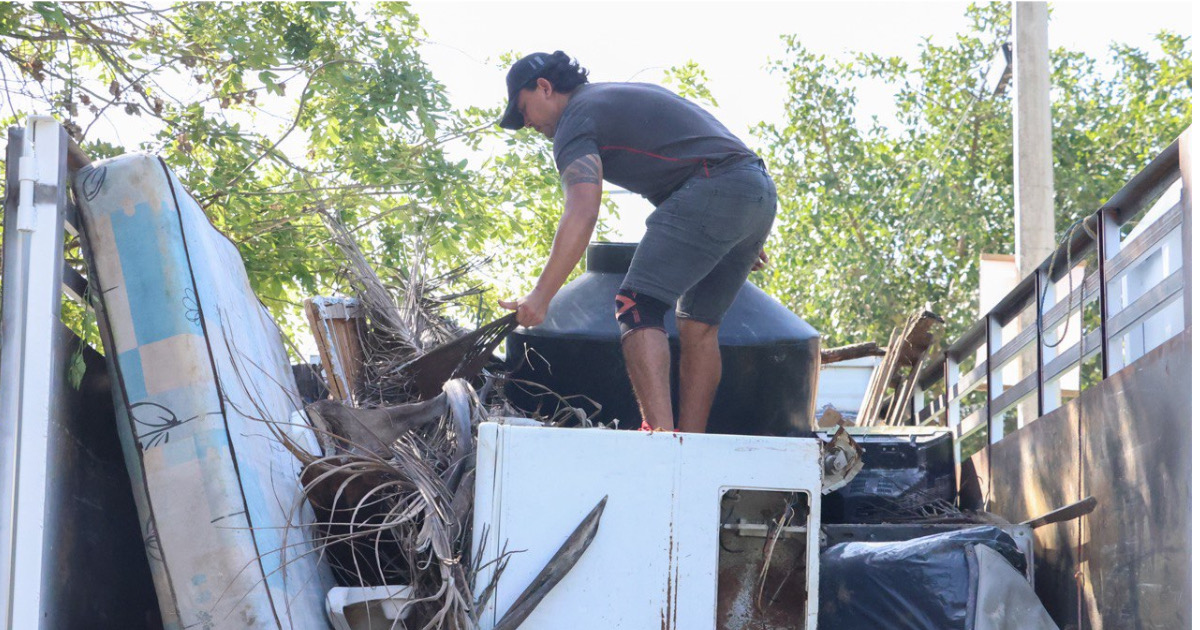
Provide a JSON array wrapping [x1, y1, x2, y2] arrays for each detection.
[[661, 520, 680, 629]]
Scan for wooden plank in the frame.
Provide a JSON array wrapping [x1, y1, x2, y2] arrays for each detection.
[[1042, 328, 1102, 386], [953, 363, 988, 400], [859, 310, 944, 426], [304, 297, 365, 403], [1042, 271, 1099, 333], [1102, 138, 1181, 225], [61, 262, 88, 306], [990, 321, 1036, 370], [916, 392, 946, 424], [857, 327, 897, 425], [1181, 126, 1192, 328], [1107, 268, 1184, 339], [959, 408, 985, 434], [986, 315, 1004, 444], [1105, 202, 1182, 280], [991, 372, 1038, 416], [887, 344, 929, 426]]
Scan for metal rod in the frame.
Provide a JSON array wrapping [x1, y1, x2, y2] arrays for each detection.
[[1034, 268, 1046, 417]]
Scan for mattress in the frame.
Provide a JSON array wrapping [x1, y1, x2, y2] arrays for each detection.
[[73, 154, 333, 629]]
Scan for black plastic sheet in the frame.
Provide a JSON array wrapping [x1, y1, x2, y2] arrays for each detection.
[[818, 526, 1027, 629]]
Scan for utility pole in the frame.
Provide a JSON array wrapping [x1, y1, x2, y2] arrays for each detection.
[[1013, 1, 1055, 276], [1013, 2, 1055, 427]]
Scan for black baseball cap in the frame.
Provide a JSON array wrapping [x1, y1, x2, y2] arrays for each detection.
[[499, 52, 554, 130]]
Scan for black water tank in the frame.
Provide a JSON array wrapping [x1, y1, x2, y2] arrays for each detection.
[[504, 242, 821, 436]]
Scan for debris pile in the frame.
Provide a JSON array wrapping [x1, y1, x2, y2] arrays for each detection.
[[282, 213, 590, 628]]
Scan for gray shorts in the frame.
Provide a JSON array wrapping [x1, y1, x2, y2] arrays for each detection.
[[621, 162, 777, 325]]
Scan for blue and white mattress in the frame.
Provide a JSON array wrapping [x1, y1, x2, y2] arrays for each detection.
[[73, 154, 333, 629]]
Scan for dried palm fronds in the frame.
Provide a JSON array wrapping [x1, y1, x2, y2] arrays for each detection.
[[492, 497, 607, 630], [395, 313, 518, 400], [278, 379, 496, 629], [296, 209, 607, 627], [318, 209, 489, 406]]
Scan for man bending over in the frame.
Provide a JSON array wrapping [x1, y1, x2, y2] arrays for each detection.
[[497, 51, 777, 433]]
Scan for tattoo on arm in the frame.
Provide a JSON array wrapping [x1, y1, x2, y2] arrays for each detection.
[[562, 154, 602, 189]]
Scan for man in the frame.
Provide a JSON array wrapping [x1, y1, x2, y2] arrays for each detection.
[[497, 51, 777, 434]]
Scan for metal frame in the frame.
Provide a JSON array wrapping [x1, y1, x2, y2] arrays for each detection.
[[0, 118, 72, 628], [910, 132, 1189, 460]]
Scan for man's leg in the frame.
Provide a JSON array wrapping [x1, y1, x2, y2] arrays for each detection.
[[677, 318, 721, 433], [621, 327, 674, 430]]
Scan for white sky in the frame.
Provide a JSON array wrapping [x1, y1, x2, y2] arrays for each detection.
[[411, 0, 1193, 239]]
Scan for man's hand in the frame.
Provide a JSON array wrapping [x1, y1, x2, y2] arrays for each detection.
[[498, 289, 552, 327], [751, 248, 769, 272]]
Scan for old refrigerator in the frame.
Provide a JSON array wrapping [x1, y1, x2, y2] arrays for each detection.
[[472, 422, 823, 629]]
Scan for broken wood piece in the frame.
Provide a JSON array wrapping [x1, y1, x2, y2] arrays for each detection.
[[816, 404, 850, 428], [857, 309, 944, 426], [493, 496, 608, 630], [305, 296, 366, 404], [1021, 496, 1097, 529], [67, 136, 92, 172], [889, 310, 944, 374], [821, 341, 886, 364], [885, 337, 932, 426]]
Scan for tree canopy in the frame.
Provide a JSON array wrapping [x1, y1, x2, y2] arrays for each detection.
[[753, 3, 1190, 344], [0, 1, 1191, 352]]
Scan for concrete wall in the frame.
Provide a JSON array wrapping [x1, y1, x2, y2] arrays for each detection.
[[961, 329, 1190, 630]]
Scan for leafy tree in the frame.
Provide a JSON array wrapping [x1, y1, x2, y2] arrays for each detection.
[[754, 2, 1190, 346], [0, 2, 513, 347], [0, 1, 1190, 358]]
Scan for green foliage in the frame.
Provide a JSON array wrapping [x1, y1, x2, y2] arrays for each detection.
[[1051, 30, 1192, 224], [0, 1, 1190, 360], [663, 61, 719, 108], [0, 2, 538, 353], [755, 2, 1190, 346]]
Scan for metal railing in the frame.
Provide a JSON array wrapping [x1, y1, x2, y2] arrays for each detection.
[[909, 129, 1191, 461]]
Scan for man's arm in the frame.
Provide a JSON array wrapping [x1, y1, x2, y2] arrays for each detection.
[[499, 154, 603, 326]]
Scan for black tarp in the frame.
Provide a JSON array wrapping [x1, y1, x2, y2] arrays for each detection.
[[818, 526, 1028, 630]]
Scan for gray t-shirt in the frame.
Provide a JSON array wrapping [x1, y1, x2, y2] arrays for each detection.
[[552, 82, 759, 206]]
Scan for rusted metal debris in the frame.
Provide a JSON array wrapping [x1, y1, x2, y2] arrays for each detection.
[[717, 491, 812, 630], [820, 426, 865, 495]]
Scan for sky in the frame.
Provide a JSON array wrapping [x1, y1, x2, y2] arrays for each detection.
[[410, 0, 1193, 239]]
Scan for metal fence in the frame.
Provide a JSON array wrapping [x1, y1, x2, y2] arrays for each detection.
[[909, 130, 1191, 462]]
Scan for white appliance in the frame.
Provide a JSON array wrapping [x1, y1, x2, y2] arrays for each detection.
[[472, 423, 823, 630]]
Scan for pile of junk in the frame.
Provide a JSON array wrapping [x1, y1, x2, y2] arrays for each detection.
[[4, 128, 1064, 629]]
